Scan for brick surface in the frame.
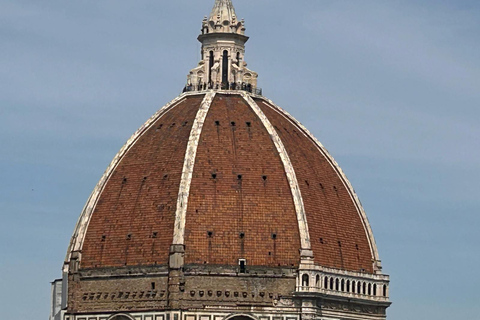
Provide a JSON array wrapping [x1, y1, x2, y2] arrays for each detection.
[[255, 98, 374, 273], [184, 94, 301, 267], [81, 95, 204, 268], [80, 93, 374, 273]]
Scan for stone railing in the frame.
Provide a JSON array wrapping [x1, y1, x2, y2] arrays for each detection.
[[296, 266, 390, 303], [183, 83, 262, 96]]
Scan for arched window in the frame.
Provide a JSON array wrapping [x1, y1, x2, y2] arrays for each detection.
[[222, 50, 229, 85], [335, 278, 339, 291], [316, 275, 320, 287], [109, 314, 135, 320], [208, 51, 214, 84], [330, 277, 334, 290], [237, 52, 241, 63], [352, 281, 356, 293], [301, 274, 309, 287], [341, 279, 345, 292], [373, 284, 377, 296], [368, 283, 372, 295], [324, 277, 329, 289], [357, 282, 361, 294], [346, 280, 351, 292], [383, 284, 388, 297], [363, 282, 367, 295]]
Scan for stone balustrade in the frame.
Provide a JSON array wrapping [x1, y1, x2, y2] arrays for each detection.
[[296, 266, 390, 302]]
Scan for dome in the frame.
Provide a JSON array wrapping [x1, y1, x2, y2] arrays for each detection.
[[52, 2, 390, 320], [68, 92, 380, 273]]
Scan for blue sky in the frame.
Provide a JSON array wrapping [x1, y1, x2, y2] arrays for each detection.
[[1, 1, 479, 319]]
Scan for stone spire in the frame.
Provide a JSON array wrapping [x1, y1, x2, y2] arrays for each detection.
[[206, 0, 244, 34], [186, 0, 258, 92]]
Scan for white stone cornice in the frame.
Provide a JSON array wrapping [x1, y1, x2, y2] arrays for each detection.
[[172, 91, 216, 245]]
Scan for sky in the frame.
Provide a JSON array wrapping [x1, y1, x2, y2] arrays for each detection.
[[1, 0, 479, 319]]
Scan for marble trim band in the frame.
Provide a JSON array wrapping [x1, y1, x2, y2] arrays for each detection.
[[240, 92, 312, 253], [65, 92, 201, 271], [172, 91, 216, 245], [255, 96, 381, 266]]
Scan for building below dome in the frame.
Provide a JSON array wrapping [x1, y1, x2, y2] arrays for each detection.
[[50, 1, 391, 320]]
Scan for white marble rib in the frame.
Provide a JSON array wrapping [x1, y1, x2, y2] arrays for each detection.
[[240, 92, 312, 253], [65, 92, 200, 270], [256, 96, 381, 265], [172, 91, 216, 245]]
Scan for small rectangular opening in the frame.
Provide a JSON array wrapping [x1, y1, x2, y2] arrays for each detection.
[[239, 259, 246, 273]]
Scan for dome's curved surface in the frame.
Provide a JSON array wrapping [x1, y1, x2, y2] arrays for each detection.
[[52, 2, 390, 320], [69, 92, 378, 274]]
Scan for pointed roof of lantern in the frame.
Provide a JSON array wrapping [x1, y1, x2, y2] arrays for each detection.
[[204, 0, 245, 35], [209, 0, 237, 23]]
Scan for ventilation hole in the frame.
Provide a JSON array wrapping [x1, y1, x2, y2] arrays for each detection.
[[211, 173, 217, 179], [356, 244, 359, 250], [231, 121, 236, 126], [163, 174, 168, 179], [126, 234, 132, 240], [271, 233, 277, 240], [268, 252, 272, 256], [157, 124, 163, 130], [143, 176, 148, 181], [195, 209, 199, 213], [333, 186, 338, 191], [170, 123, 176, 128], [246, 122, 251, 127], [239, 232, 245, 239], [319, 238, 324, 244], [215, 120, 220, 126], [207, 231, 213, 237], [101, 235, 106, 241], [338, 241, 342, 247], [262, 175, 268, 181], [182, 121, 188, 126], [151, 282, 155, 290], [237, 174, 243, 180], [152, 232, 158, 238], [122, 177, 128, 183], [305, 180, 310, 186], [319, 183, 324, 189]]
